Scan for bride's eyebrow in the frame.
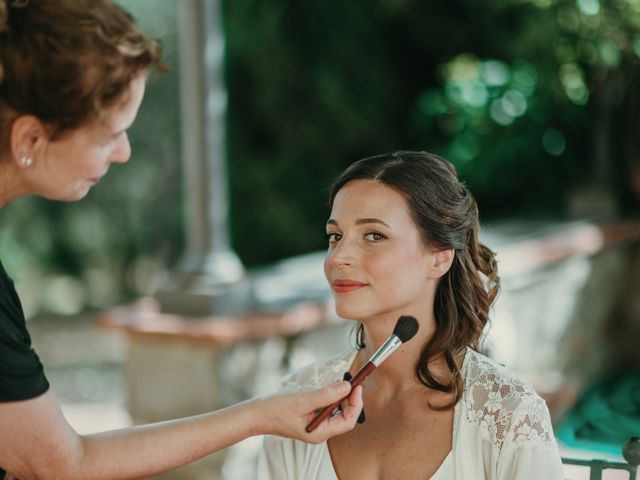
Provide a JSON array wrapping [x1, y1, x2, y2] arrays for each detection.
[[325, 218, 390, 227], [355, 218, 390, 228]]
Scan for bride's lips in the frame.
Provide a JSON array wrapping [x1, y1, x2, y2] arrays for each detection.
[[332, 279, 368, 293]]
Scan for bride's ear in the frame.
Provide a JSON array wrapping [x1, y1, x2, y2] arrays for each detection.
[[427, 249, 454, 279]]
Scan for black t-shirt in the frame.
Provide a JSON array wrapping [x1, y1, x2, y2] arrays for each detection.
[[0, 260, 49, 401], [0, 260, 50, 477]]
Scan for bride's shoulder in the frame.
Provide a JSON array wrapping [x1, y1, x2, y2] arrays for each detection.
[[461, 349, 556, 450], [463, 348, 539, 400], [280, 350, 357, 392]]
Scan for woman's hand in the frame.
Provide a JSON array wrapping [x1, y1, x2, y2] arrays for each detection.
[[256, 381, 363, 443]]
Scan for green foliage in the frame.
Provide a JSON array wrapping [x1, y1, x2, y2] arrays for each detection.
[[224, 0, 640, 265]]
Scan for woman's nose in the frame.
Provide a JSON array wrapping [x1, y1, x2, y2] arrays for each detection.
[[110, 132, 131, 164], [329, 239, 356, 267]]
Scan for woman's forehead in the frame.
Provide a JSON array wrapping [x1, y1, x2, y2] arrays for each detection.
[[331, 180, 413, 223]]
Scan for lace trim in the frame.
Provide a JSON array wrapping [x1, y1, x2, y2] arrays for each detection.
[[463, 349, 555, 451]]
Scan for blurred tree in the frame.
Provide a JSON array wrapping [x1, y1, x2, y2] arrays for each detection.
[[224, 0, 640, 266]]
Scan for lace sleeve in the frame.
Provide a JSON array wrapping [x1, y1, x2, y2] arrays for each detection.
[[280, 350, 356, 392], [496, 396, 564, 479], [463, 350, 564, 479], [506, 393, 555, 446], [464, 350, 557, 451]]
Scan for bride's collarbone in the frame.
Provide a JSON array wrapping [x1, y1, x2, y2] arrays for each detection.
[[328, 405, 453, 480]]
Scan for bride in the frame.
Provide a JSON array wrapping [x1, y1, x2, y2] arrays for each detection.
[[259, 151, 564, 479]]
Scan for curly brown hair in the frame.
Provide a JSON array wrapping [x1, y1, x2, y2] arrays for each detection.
[[329, 151, 501, 410], [0, 0, 166, 152]]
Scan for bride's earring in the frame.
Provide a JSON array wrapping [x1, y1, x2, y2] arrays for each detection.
[[19, 155, 33, 167]]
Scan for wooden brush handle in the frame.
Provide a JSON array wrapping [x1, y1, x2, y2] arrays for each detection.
[[305, 361, 375, 433]]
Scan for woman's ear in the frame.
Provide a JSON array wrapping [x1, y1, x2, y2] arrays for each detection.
[[428, 249, 454, 279], [10, 115, 48, 167]]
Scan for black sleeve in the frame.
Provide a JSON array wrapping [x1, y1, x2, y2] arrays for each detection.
[[0, 261, 49, 402]]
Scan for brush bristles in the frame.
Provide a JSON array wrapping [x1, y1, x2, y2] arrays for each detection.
[[393, 315, 419, 343]]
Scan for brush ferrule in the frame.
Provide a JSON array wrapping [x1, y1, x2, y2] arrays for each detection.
[[370, 335, 402, 366]]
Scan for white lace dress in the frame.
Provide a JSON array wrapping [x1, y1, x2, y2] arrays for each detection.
[[258, 348, 564, 479]]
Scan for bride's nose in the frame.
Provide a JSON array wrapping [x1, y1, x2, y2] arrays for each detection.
[[328, 237, 357, 267]]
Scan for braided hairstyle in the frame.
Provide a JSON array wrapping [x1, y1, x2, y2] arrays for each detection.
[[0, 0, 165, 154], [329, 151, 500, 409]]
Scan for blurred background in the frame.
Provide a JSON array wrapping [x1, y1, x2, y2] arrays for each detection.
[[1, 0, 639, 478]]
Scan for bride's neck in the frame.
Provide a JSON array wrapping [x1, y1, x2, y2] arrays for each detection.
[[355, 317, 435, 393]]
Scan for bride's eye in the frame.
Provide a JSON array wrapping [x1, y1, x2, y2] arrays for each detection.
[[327, 232, 342, 243], [364, 232, 386, 242]]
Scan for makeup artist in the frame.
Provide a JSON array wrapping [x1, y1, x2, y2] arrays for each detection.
[[0, 1, 362, 479], [259, 151, 564, 480]]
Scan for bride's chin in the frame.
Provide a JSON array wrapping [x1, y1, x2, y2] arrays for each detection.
[[334, 304, 372, 322]]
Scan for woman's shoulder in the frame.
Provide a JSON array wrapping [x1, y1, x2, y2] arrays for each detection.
[[462, 348, 541, 401], [280, 350, 357, 392], [460, 348, 556, 451]]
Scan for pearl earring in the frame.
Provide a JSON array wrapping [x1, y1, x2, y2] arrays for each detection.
[[19, 155, 33, 167]]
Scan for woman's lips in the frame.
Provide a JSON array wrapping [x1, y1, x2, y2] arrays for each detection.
[[332, 279, 368, 293]]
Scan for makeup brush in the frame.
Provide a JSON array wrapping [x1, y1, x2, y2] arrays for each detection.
[[305, 315, 419, 433]]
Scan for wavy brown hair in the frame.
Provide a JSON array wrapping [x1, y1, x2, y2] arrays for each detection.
[[329, 151, 500, 410], [0, 0, 166, 153]]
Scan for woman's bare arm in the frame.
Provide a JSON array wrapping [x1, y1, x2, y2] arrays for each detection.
[[0, 382, 362, 479]]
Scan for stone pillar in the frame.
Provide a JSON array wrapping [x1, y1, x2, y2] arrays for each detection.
[[157, 0, 249, 316]]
